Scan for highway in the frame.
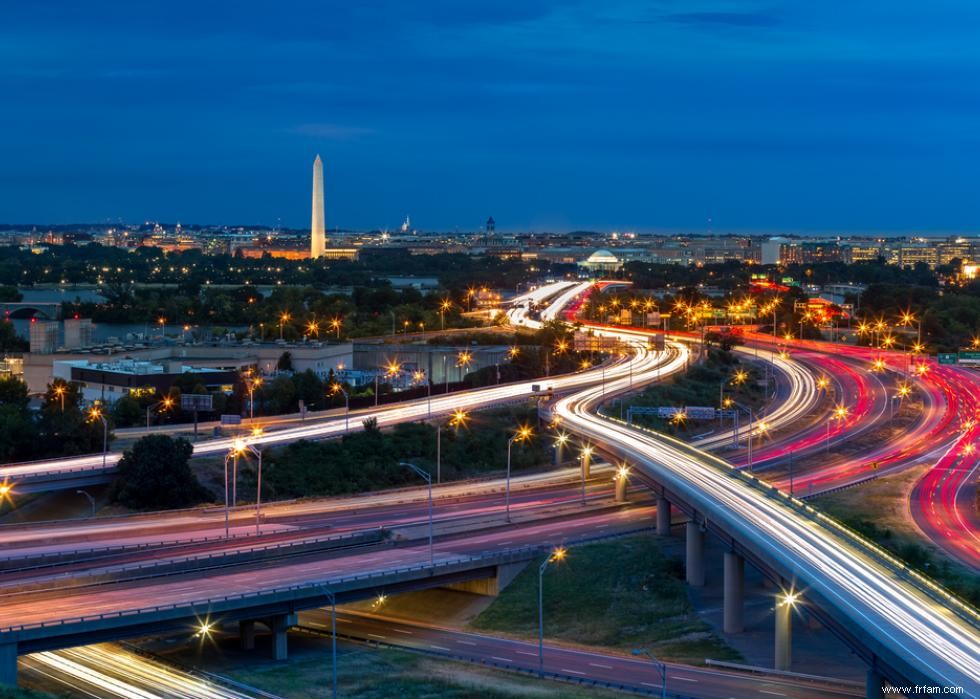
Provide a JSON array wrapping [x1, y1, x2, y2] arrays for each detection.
[[21, 644, 259, 699], [0, 283, 637, 490], [551, 337, 980, 693], [299, 610, 864, 699]]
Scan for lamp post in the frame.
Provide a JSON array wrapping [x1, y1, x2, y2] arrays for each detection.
[[318, 585, 338, 699], [89, 407, 108, 470], [54, 385, 66, 412], [631, 649, 667, 699], [398, 462, 433, 566], [826, 404, 849, 452], [330, 383, 349, 433], [246, 376, 262, 421], [506, 426, 533, 522], [226, 438, 264, 536], [76, 489, 96, 517], [538, 546, 567, 677], [439, 300, 452, 331], [146, 396, 174, 431], [278, 312, 290, 340]]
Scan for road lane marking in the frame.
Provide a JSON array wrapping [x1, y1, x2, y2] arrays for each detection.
[[589, 663, 613, 669], [491, 656, 513, 663], [430, 645, 451, 651], [562, 669, 586, 675], [674, 676, 698, 682], [368, 633, 385, 639], [392, 629, 413, 635], [517, 650, 537, 656], [456, 640, 477, 646], [759, 692, 786, 696]]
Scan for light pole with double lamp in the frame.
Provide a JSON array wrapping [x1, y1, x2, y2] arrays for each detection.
[[398, 462, 434, 566], [224, 438, 264, 536]]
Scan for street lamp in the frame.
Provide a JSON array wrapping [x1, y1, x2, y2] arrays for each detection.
[[88, 407, 108, 469], [330, 383, 349, 433], [398, 462, 433, 566], [826, 404, 849, 452], [53, 384, 66, 412], [456, 351, 473, 382], [245, 375, 263, 421], [439, 299, 452, 332], [278, 312, 290, 340], [318, 584, 338, 699], [506, 425, 533, 522], [538, 546, 567, 677], [146, 395, 174, 431], [224, 438, 264, 536], [631, 649, 667, 699], [330, 317, 342, 339]]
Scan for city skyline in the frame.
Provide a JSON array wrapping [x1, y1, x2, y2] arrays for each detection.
[[3, 2, 980, 232]]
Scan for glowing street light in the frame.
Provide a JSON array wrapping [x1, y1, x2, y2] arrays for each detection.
[[306, 319, 319, 337], [505, 425, 533, 521], [439, 299, 452, 331], [538, 545, 567, 677], [330, 383, 350, 432], [816, 375, 830, 391], [278, 312, 290, 340], [53, 384, 66, 412], [88, 406, 108, 469], [826, 404, 849, 452]]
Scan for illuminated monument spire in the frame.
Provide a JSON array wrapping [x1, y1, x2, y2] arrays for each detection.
[[310, 154, 326, 258]]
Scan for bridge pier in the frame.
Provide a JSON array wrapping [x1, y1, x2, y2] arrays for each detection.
[[581, 449, 592, 479], [240, 620, 256, 650], [0, 642, 16, 687], [774, 598, 792, 670], [656, 496, 671, 535], [865, 668, 885, 699], [723, 551, 744, 633], [685, 521, 705, 587], [270, 613, 297, 661], [614, 471, 628, 503]]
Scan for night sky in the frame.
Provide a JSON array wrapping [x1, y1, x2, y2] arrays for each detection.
[[2, 1, 979, 233]]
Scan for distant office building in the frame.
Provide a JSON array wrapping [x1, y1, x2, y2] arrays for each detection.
[[52, 359, 236, 405], [760, 238, 788, 265], [29, 320, 58, 354], [842, 243, 883, 264], [63, 318, 94, 350], [311, 154, 326, 258]]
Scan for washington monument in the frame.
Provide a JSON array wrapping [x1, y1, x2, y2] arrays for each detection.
[[310, 154, 325, 258]]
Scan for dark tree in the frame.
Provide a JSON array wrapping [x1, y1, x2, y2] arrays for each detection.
[[110, 435, 209, 510]]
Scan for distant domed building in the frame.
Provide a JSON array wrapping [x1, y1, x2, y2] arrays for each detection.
[[579, 249, 623, 275]]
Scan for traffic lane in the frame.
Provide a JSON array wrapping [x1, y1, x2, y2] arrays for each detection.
[[21, 643, 256, 699], [0, 504, 659, 629], [296, 610, 863, 699], [0, 469, 621, 560]]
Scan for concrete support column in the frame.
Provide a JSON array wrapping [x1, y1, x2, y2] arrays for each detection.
[[553, 442, 563, 466], [723, 551, 744, 633], [240, 619, 256, 650], [581, 450, 592, 479], [865, 668, 885, 699], [614, 473, 628, 502], [656, 496, 671, 535], [0, 642, 17, 687], [685, 521, 705, 587], [774, 599, 792, 671], [270, 613, 297, 661]]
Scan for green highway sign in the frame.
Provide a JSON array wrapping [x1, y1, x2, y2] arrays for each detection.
[[959, 351, 980, 365], [937, 353, 957, 365]]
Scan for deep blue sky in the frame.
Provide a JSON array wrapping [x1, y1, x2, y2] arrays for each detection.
[[2, 1, 979, 233]]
